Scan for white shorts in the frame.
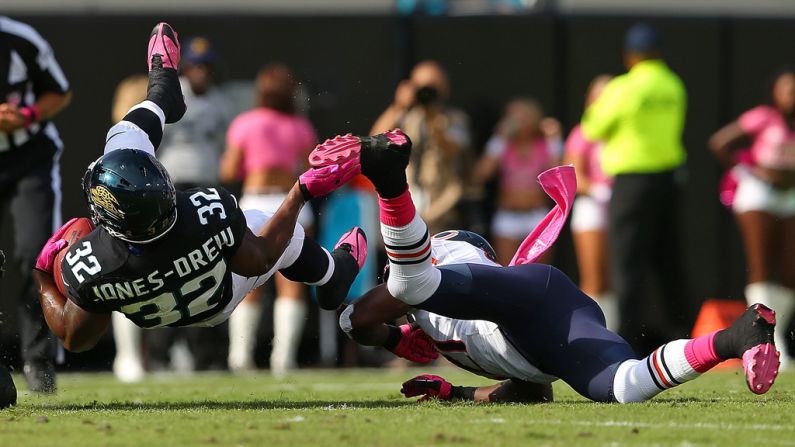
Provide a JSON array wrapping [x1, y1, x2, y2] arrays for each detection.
[[732, 167, 795, 218], [491, 208, 548, 240], [239, 192, 315, 229], [571, 194, 609, 232], [193, 208, 306, 327]]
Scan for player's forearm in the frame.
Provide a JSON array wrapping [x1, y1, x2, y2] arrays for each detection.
[[33, 269, 70, 346], [349, 323, 392, 347], [255, 183, 305, 267], [33, 270, 104, 352], [476, 380, 553, 403], [35, 91, 72, 121]]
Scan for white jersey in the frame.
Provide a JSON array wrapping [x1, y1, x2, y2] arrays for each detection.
[[409, 237, 557, 384]]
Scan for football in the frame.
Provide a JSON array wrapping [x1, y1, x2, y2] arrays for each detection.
[[52, 217, 95, 296]]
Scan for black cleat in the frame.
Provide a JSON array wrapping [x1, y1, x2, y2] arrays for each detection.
[[714, 303, 779, 394], [0, 364, 17, 408]]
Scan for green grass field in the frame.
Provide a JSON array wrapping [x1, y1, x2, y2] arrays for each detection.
[[2, 367, 793, 446]]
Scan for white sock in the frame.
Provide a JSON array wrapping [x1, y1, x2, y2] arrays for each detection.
[[112, 312, 145, 383], [128, 100, 165, 128], [613, 339, 701, 403], [228, 300, 263, 372], [746, 282, 794, 366], [593, 292, 619, 332], [382, 213, 441, 305], [270, 297, 307, 378]]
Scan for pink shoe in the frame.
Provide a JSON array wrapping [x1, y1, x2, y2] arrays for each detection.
[[308, 133, 361, 168], [309, 129, 409, 169], [742, 304, 780, 395], [147, 22, 181, 71], [334, 227, 367, 270]]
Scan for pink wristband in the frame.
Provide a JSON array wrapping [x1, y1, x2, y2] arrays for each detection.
[[20, 105, 41, 127]]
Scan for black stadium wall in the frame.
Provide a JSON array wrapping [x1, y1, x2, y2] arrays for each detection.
[[0, 14, 791, 364]]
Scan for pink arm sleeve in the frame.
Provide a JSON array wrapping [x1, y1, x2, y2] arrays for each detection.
[[738, 106, 773, 136]]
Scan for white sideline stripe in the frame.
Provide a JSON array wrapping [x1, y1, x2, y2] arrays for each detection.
[[484, 418, 795, 432]]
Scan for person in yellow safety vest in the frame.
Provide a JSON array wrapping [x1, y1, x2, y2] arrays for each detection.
[[581, 22, 689, 355]]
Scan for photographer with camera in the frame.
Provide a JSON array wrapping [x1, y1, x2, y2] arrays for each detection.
[[371, 60, 473, 234]]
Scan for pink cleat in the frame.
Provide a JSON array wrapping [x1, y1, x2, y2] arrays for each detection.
[[334, 227, 368, 270], [741, 304, 780, 395], [147, 22, 181, 71], [315, 227, 368, 310], [309, 128, 410, 170], [309, 133, 362, 168]]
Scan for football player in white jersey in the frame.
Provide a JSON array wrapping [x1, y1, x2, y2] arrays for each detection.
[[309, 129, 782, 404]]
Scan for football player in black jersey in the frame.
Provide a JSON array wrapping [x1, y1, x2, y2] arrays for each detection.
[[31, 23, 368, 353]]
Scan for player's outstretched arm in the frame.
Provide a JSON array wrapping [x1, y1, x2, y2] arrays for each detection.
[[32, 270, 110, 352], [401, 375, 553, 403], [232, 158, 359, 277], [231, 183, 306, 276], [341, 284, 412, 345], [339, 284, 437, 364]]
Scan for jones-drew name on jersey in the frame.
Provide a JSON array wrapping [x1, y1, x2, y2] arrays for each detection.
[[59, 187, 247, 328], [89, 226, 236, 301]]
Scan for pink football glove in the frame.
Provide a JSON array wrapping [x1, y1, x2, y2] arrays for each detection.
[[401, 374, 452, 401], [389, 324, 438, 364], [34, 217, 78, 273], [298, 159, 360, 200]]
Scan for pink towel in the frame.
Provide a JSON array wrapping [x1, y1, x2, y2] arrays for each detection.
[[509, 165, 577, 266]]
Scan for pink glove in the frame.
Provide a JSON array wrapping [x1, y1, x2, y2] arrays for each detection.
[[298, 159, 361, 200], [401, 374, 452, 401], [34, 218, 77, 273], [389, 324, 439, 364]]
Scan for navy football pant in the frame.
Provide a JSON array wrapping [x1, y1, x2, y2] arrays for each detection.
[[416, 263, 637, 402]]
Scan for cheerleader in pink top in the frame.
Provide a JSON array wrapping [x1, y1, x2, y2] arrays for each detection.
[[564, 75, 618, 330], [220, 64, 317, 376], [709, 69, 795, 366], [474, 98, 562, 265]]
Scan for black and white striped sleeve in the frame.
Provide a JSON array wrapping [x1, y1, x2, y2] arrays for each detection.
[[1, 17, 69, 95]]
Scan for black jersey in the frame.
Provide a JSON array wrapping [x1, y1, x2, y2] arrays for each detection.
[[60, 187, 248, 328]]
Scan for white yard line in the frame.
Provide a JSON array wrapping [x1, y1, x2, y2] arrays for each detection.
[[475, 418, 795, 432]]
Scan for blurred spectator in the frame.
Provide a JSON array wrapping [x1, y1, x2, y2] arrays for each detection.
[[107, 74, 148, 382], [158, 37, 233, 189], [581, 23, 688, 353], [111, 75, 147, 123], [709, 69, 795, 367], [0, 17, 71, 392], [371, 60, 474, 234], [564, 75, 618, 330], [473, 98, 561, 265], [147, 37, 234, 374], [220, 63, 317, 376]]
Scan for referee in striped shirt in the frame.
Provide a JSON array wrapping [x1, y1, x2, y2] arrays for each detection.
[[0, 16, 72, 393]]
